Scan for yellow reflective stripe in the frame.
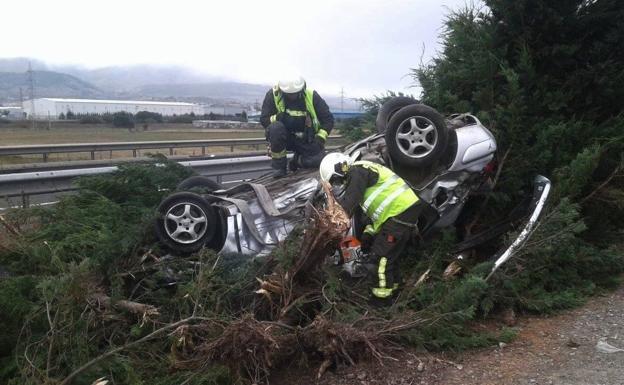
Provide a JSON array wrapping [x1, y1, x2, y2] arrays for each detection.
[[285, 109, 307, 117], [273, 87, 321, 133], [270, 150, 287, 159], [362, 175, 399, 212], [273, 85, 285, 112], [371, 184, 411, 221], [304, 88, 319, 131], [378, 257, 387, 288], [270, 114, 277, 123], [372, 287, 394, 298], [316, 129, 328, 141]]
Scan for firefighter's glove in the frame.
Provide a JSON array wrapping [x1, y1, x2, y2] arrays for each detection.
[[309, 136, 325, 154], [314, 136, 325, 148], [283, 115, 305, 131], [360, 233, 374, 253]]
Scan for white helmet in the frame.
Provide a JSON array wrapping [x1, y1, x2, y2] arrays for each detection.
[[278, 76, 306, 94], [319, 152, 352, 183]]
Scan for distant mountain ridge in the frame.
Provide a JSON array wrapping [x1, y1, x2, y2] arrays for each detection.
[[0, 70, 105, 101], [0, 57, 361, 110], [136, 82, 270, 102]]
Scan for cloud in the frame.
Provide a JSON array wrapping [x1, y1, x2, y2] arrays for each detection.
[[2, 0, 471, 96]]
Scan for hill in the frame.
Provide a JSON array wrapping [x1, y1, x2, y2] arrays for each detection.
[[0, 70, 105, 101], [136, 81, 269, 102], [0, 58, 361, 109]]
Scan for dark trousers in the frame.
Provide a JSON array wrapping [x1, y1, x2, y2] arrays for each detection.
[[370, 202, 423, 298], [267, 122, 324, 167]]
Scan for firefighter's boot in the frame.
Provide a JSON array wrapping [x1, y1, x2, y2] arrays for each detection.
[[271, 157, 287, 178]]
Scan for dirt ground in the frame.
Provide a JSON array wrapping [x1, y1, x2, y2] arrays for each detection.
[[272, 286, 624, 385]]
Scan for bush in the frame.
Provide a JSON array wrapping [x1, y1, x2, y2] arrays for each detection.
[[334, 116, 374, 141], [135, 111, 163, 124], [78, 114, 104, 124], [112, 111, 135, 128], [165, 114, 194, 124]]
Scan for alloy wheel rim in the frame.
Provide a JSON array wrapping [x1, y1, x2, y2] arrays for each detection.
[[395, 116, 438, 158], [164, 202, 208, 244]]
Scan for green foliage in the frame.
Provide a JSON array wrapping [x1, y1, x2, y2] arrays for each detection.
[[166, 113, 195, 124], [0, 276, 39, 378], [412, 0, 624, 238], [112, 111, 135, 128], [77, 154, 194, 208], [334, 116, 374, 142], [135, 110, 163, 124], [335, 90, 418, 142], [395, 0, 624, 350], [490, 199, 624, 313], [358, 91, 417, 115], [0, 158, 197, 384], [78, 113, 104, 124]]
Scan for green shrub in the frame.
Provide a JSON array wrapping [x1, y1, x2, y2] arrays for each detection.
[[112, 111, 135, 128]]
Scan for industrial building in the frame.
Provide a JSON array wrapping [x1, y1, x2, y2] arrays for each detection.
[[22, 98, 204, 119], [0, 106, 24, 120]]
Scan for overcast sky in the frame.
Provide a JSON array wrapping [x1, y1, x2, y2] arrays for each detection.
[[2, 0, 473, 97]]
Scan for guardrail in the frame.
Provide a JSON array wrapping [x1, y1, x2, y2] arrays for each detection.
[[0, 155, 278, 209], [0, 136, 344, 162]]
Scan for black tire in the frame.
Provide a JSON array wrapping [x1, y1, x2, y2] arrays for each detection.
[[385, 104, 448, 167], [375, 96, 419, 134], [154, 192, 217, 254], [177, 176, 224, 192]]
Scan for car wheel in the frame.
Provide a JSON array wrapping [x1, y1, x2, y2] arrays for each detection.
[[155, 192, 216, 254], [177, 176, 224, 192], [375, 96, 419, 134], [385, 104, 448, 167]]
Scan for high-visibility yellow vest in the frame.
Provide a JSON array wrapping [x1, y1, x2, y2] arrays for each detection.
[[354, 160, 419, 234], [270, 86, 328, 140]]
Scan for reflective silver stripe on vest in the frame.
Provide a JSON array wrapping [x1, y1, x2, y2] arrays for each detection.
[[285, 109, 307, 117], [371, 183, 411, 221], [362, 174, 399, 212]]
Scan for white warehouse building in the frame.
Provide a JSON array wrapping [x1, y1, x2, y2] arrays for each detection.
[[22, 98, 204, 119]]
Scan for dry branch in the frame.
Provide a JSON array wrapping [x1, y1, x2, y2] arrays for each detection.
[[171, 314, 402, 383], [0, 214, 21, 237], [90, 293, 160, 318]]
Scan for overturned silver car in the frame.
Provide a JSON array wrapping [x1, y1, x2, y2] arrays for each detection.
[[155, 100, 551, 276]]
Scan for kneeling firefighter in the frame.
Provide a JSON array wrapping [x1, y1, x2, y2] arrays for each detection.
[[319, 153, 424, 304], [260, 76, 335, 177]]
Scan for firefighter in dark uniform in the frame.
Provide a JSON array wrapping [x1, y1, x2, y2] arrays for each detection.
[[260, 76, 335, 177], [319, 153, 423, 304]]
